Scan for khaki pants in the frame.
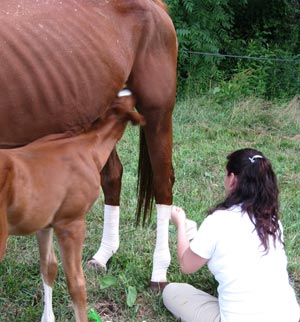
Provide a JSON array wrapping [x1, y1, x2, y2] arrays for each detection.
[[162, 283, 221, 322]]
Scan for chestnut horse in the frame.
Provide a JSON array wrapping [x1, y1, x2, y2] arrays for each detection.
[[0, 0, 177, 288], [0, 92, 144, 322]]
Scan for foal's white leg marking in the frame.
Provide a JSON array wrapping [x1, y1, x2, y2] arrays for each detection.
[[91, 205, 120, 268], [151, 204, 171, 282], [41, 277, 55, 322]]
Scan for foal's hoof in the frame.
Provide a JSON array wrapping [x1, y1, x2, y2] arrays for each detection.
[[87, 258, 107, 271], [149, 281, 169, 292]]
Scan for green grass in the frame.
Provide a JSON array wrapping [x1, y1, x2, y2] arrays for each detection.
[[1, 96, 299, 321]]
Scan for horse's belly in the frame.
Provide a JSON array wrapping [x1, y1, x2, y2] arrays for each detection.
[[0, 0, 132, 147]]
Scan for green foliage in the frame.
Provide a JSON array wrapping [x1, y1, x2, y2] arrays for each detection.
[[126, 286, 138, 307], [227, 0, 300, 52], [99, 274, 137, 308], [166, 0, 232, 95], [212, 69, 255, 103], [99, 276, 118, 290], [239, 42, 300, 100], [166, 0, 300, 99], [215, 37, 300, 101]]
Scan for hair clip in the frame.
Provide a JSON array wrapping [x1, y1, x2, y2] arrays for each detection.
[[249, 155, 263, 163]]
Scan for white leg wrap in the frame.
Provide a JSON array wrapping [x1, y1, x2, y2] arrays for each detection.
[[41, 277, 55, 322], [151, 204, 171, 282], [92, 205, 120, 267]]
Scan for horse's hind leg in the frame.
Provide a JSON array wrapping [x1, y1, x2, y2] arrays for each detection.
[[36, 228, 58, 322], [139, 109, 174, 288], [88, 148, 122, 269], [128, 39, 177, 288]]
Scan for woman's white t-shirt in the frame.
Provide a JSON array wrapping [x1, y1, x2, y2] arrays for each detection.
[[190, 205, 300, 322]]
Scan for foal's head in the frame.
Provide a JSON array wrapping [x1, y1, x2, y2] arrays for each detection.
[[92, 91, 145, 132], [108, 92, 145, 126]]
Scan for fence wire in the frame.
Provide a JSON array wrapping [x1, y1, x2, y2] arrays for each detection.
[[180, 50, 300, 63]]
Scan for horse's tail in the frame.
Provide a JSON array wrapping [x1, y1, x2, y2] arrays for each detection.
[[136, 127, 154, 226]]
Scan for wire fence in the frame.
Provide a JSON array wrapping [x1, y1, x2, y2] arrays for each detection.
[[180, 50, 300, 63], [177, 50, 300, 99]]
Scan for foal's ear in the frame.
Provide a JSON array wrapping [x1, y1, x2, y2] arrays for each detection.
[[111, 93, 136, 110], [128, 111, 145, 126]]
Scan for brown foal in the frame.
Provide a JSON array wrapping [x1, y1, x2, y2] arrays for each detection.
[[0, 92, 144, 322]]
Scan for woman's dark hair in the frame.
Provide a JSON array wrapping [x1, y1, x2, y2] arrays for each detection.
[[210, 148, 282, 251]]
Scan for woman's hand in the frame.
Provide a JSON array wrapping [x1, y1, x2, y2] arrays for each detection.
[[171, 205, 207, 274], [171, 206, 186, 227]]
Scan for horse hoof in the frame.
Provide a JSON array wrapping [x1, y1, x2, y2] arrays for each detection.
[[149, 281, 169, 292], [87, 258, 107, 271]]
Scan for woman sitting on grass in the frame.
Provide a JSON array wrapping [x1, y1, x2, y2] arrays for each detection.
[[163, 148, 300, 322]]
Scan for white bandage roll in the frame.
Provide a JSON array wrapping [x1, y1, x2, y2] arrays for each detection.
[[186, 219, 197, 240]]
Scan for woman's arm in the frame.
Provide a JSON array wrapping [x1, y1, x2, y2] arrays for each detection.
[[171, 206, 208, 274]]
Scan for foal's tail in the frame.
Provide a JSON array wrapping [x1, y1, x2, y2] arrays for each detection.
[[136, 128, 154, 226]]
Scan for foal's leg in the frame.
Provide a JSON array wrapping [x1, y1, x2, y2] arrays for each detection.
[[36, 228, 58, 322], [55, 219, 87, 322], [89, 148, 122, 268]]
